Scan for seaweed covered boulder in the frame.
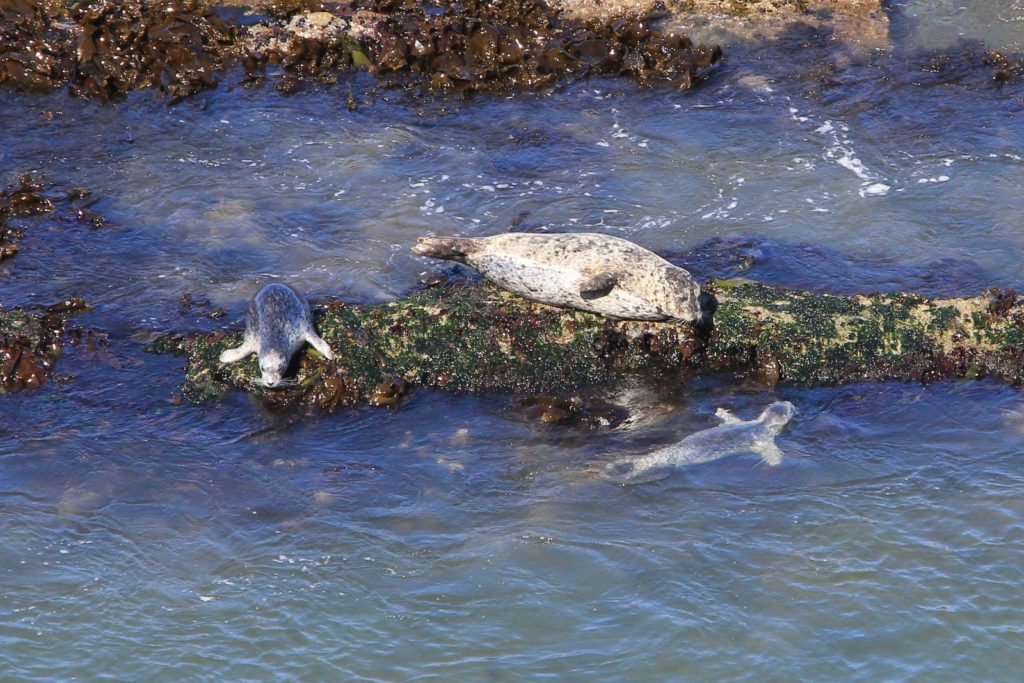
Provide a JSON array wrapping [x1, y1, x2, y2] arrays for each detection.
[[150, 282, 705, 408], [150, 279, 1024, 410]]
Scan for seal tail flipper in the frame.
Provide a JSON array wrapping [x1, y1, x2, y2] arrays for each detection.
[[411, 236, 480, 263], [694, 290, 718, 336], [305, 330, 335, 360], [219, 342, 255, 364], [578, 272, 617, 300]]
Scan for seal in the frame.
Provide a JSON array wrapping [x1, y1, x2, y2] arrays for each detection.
[[412, 233, 715, 329], [218, 283, 335, 388], [604, 401, 797, 484]]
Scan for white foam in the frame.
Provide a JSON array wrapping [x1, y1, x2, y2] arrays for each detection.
[[860, 183, 891, 197]]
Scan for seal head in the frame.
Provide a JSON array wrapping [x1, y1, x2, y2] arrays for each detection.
[[759, 401, 797, 432]]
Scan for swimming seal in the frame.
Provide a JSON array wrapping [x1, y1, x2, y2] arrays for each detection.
[[219, 283, 335, 388], [412, 233, 715, 330], [604, 401, 797, 484]]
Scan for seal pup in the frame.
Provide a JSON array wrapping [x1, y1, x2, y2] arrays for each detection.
[[219, 283, 335, 388], [604, 401, 797, 484], [412, 233, 716, 330]]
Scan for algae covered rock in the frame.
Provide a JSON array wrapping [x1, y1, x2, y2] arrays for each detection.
[[150, 279, 1024, 410]]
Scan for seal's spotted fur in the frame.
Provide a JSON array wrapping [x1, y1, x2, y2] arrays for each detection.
[[219, 283, 334, 388], [413, 232, 707, 324]]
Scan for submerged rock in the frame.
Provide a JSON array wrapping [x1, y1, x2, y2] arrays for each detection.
[[518, 394, 629, 429], [0, 173, 54, 262], [0, 173, 108, 265]]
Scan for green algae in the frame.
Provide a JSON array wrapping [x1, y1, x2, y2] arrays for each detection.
[[710, 281, 1024, 386]]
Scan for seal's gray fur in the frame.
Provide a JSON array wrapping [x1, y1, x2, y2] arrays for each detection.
[[219, 283, 335, 388], [605, 401, 797, 484], [412, 233, 705, 323]]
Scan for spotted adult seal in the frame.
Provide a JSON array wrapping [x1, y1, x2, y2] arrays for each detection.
[[412, 233, 716, 330], [604, 401, 797, 484], [219, 283, 335, 388]]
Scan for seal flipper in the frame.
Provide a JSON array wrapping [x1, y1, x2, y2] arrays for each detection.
[[756, 441, 784, 467], [304, 329, 335, 360], [578, 272, 617, 300], [694, 291, 718, 336], [220, 341, 255, 364], [714, 408, 742, 425]]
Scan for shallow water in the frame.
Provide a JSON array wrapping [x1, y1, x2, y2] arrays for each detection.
[[3, 2, 1024, 680]]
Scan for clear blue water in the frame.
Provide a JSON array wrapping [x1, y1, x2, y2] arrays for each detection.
[[3, 3, 1024, 680]]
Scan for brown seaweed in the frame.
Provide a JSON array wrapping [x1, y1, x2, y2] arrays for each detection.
[[344, 0, 721, 92], [70, 0, 235, 102], [2, 0, 720, 99], [0, 0, 72, 92], [0, 173, 107, 264], [0, 301, 91, 392]]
